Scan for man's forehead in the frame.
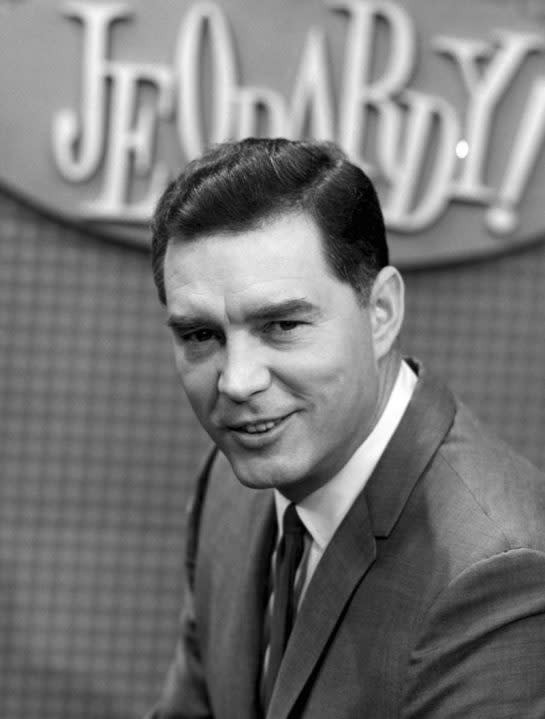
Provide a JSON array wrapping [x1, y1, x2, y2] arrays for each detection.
[[164, 215, 332, 293], [164, 251, 331, 324], [167, 282, 320, 317]]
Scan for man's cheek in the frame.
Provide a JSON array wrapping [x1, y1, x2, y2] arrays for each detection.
[[192, 381, 221, 424], [181, 375, 207, 414]]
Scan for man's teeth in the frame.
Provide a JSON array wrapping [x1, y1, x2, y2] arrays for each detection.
[[241, 418, 282, 434]]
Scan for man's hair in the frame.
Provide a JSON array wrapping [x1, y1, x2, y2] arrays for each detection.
[[151, 138, 388, 305]]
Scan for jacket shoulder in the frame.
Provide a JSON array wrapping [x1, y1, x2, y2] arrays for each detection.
[[432, 399, 545, 551]]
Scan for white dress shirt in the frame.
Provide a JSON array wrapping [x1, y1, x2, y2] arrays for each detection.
[[274, 359, 418, 606]]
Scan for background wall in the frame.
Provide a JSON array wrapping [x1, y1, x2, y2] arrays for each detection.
[[0, 186, 544, 719]]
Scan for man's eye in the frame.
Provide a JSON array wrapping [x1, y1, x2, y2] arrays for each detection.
[[264, 320, 302, 334], [184, 329, 217, 343]]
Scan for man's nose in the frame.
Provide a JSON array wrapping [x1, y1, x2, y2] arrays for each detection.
[[217, 338, 271, 402]]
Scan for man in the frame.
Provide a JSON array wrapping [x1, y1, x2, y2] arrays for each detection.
[[146, 138, 545, 718]]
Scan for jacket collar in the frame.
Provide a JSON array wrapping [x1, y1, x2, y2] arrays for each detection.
[[365, 360, 456, 537]]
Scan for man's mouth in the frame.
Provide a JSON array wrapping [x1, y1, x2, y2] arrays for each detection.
[[235, 417, 287, 434], [225, 412, 293, 436]]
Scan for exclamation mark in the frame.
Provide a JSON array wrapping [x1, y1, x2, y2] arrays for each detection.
[[486, 78, 545, 235]]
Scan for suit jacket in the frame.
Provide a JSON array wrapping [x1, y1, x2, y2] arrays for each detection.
[[147, 365, 545, 718]]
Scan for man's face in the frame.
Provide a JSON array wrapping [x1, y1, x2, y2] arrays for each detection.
[[164, 212, 385, 500]]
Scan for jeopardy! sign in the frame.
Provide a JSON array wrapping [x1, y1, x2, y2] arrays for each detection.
[[1, 0, 545, 266]]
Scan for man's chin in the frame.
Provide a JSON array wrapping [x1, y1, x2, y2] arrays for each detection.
[[225, 452, 319, 502], [228, 459, 278, 491], [225, 452, 292, 492]]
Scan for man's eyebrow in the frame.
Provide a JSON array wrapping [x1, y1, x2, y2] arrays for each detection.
[[166, 315, 218, 333], [246, 298, 321, 320], [166, 299, 320, 331]]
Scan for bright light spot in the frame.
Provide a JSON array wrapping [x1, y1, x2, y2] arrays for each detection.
[[456, 140, 469, 159]]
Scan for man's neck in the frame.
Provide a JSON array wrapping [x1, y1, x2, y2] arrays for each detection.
[[357, 348, 403, 447], [278, 350, 408, 505]]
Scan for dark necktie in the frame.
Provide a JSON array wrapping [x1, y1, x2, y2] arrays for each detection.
[[262, 503, 306, 710]]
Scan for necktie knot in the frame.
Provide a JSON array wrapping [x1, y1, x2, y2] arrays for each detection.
[[282, 503, 305, 536]]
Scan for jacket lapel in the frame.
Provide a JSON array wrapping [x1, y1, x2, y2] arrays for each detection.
[[365, 363, 456, 537], [208, 467, 276, 719], [238, 490, 276, 718], [267, 494, 376, 719], [266, 364, 457, 718]]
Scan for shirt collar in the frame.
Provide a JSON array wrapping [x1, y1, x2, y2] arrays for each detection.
[[275, 359, 418, 550]]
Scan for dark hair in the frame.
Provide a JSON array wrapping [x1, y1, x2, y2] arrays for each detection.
[[151, 138, 388, 305]]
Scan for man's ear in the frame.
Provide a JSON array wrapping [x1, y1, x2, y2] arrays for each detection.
[[369, 266, 405, 360]]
